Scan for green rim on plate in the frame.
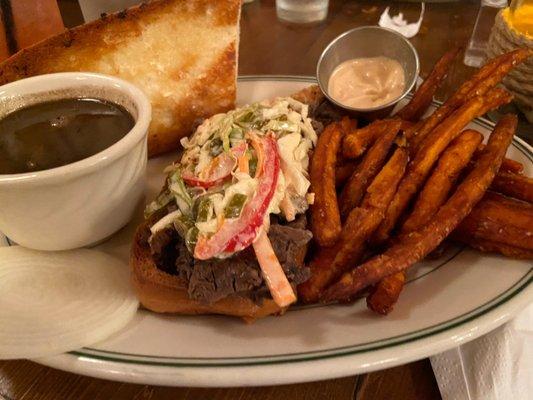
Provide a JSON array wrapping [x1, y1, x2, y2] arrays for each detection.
[[72, 269, 531, 367]]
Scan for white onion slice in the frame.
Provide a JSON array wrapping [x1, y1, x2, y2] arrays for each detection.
[[0, 247, 138, 359]]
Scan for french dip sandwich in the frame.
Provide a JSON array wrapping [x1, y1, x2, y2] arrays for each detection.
[[131, 86, 327, 320]]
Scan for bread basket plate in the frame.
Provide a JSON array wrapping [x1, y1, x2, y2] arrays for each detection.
[[2, 77, 531, 387]]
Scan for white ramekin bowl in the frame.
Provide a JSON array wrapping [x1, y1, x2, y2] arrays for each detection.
[[0, 72, 151, 250]]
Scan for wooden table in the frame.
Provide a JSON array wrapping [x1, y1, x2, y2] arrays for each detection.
[[1, 1, 484, 399]]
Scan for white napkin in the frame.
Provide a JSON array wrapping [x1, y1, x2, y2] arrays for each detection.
[[431, 303, 533, 400], [378, 3, 425, 39]]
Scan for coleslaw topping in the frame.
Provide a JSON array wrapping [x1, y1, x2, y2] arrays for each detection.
[[146, 97, 317, 261]]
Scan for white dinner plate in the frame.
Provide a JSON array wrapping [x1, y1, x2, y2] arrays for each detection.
[[2, 76, 532, 387]]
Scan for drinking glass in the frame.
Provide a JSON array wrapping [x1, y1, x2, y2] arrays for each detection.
[[276, 0, 329, 24], [464, 0, 507, 67]]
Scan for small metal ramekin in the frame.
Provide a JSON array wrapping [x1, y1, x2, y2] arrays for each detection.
[[317, 26, 420, 120]]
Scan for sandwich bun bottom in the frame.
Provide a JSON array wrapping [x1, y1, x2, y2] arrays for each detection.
[[130, 221, 285, 321]]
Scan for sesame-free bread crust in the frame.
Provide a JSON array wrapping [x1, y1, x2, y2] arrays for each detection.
[[0, 0, 241, 156]]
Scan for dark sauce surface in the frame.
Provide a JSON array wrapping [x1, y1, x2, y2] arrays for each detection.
[[0, 98, 134, 174]]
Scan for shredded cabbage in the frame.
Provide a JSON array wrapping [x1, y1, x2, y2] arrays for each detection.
[[278, 133, 311, 197], [168, 169, 193, 216], [220, 175, 258, 213], [152, 96, 317, 254], [150, 210, 182, 234], [144, 190, 173, 218]]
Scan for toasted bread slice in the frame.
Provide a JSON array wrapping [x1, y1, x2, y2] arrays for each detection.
[[0, 0, 241, 156], [130, 85, 324, 320]]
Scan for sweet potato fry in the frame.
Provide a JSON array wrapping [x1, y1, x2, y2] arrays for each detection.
[[323, 114, 517, 302], [310, 122, 343, 247], [342, 119, 397, 159], [396, 47, 461, 122], [400, 120, 416, 131], [490, 171, 533, 203], [410, 88, 512, 153], [406, 48, 529, 150], [367, 129, 483, 314], [476, 144, 524, 174], [361, 149, 409, 209], [460, 49, 531, 103], [453, 236, 533, 259], [366, 271, 406, 315], [402, 119, 424, 144], [453, 192, 533, 250], [299, 208, 374, 303], [298, 148, 408, 303], [339, 117, 358, 133], [453, 49, 528, 99], [500, 159, 524, 174], [339, 119, 402, 218], [453, 191, 533, 257], [335, 161, 358, 188], [478, 88, 514, 113], [401, 129, 483, 233], [373, 95, 487, 245], [478, 190, 533, 211]]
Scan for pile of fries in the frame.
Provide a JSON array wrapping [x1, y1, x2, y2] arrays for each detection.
[[299, 47, 533, 315]]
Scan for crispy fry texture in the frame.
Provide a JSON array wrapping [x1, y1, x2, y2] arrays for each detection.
[[342, 119, 397, 159], [299, 208, 374, 303], [366, 271, 406, 315], [374, 88, 512, 244], [410, 88, 512, 154], [340, 117, 358, 133], [396, 47, 461, 122], [407, 48, 529, 150], [490, 171, 533, 203], [453, 192, 533, 250], [363, 149, 409, 210], [499, 159, 524, 174], [367, 129, 483, 314], [476, 144, 524, 174], [335, 161, 358, 188], [298, 148, 408, 303], [339, 119, 402, 218], [373, 95, 487, 244], [310, 122, 344, 247], [401, 129, 483, 233], [323, 115, 517, 302]]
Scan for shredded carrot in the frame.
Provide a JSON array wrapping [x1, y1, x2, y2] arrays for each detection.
[[238, 151, 249, 174], [248, 132, 266, 178], [253, 229, 296, 307]]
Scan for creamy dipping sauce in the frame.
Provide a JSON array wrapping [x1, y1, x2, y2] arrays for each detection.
[[328, 57, 406, 109], [0, 98, 134, 174]]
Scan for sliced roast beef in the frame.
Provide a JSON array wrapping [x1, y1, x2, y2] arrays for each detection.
[[149, 227, 179, 275], [269, 221, 312, 284], [187, 251, 263, 303], [314, 98, 345, 127], [148, 215, 312, 304]]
